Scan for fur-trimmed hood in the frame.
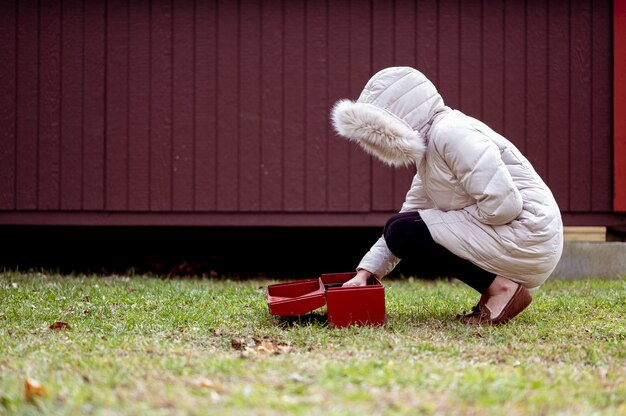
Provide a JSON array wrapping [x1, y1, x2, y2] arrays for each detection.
[[331, 67, 445, 167]]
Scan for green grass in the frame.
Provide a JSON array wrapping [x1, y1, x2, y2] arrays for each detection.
[[1, 272, 625, 415]]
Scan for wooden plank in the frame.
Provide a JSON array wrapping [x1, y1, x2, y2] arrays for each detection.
[[283, 0, 305, 212], [371, 0, 393, 212], [459, 0, 481, 119], [260, 0, 283, 211], [39, 0, 62, 210], [392, 0, 416, 210], [525, 0, 548, 181], [371, 0, 393, 84], [193, 0, 217, 211], [216, 0, 239, 211], [415, 0, 438, 232], [563, 226, 606, 242], [150, 0, 173, 211], [238, 0, 261, 212], [416, 0, 437, 85], [83, 1, 106, 210], [106, 0, 129, 210], [2, 211, 624, 228], [616, 0, 626, 212], [348, 1, 371, 212], [437, 0, 460, 109], [172, 0, 194, 211], [394, 0, 415, 68], [60, 0, 84, 210], [547, 0, 570, 212], [304, 0, 327, 211], [591, 0, 612, 212], [327, 0, 350, 212], [481, 0, 504, 133], [128, 0, 150, 211], [0, 211, 394, 227], [503, 0, 526, 152], [0, 0, 16, 209], [569, 0, 592, 212]]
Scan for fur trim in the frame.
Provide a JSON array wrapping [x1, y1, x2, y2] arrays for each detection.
[[331, 99, 426, 167]]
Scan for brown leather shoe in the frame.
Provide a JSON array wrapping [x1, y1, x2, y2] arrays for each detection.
[[456, 293, 488, 320], [461, 284, 532, 325]]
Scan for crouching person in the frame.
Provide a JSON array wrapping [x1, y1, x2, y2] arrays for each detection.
[[331, 66, 563, 325]]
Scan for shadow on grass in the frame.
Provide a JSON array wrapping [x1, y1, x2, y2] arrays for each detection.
[[271, 312, 462, 331], [269, 307, 467, 330], [271, 313, 330, 328]]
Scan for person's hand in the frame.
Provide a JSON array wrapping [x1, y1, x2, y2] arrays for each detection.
[[342, 269, 372, 287]]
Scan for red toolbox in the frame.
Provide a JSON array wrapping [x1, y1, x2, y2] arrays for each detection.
[[265, 272, 385, 328]]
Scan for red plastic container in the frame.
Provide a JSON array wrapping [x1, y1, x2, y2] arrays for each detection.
[[265, 272, 385, 328]]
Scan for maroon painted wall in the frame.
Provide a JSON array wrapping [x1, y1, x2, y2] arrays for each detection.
[[615, 0, 626, 212], [0, 0, 621, 227]]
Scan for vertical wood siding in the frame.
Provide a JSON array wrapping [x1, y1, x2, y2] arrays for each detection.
[[0, 0, 616, 222], [615, 0, 626, 212]]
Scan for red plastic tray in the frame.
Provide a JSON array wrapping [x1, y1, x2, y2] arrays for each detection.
[[265, 272, 385, 328], [265, 278, 326, 316]]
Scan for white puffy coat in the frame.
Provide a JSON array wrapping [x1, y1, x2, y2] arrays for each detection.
[[332, 67, 563, 290]]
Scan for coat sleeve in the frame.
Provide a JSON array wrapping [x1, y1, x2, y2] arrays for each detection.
[[439, 126, 523, 225], [357, 235, 400, 278], [357, 172, 434, 277]]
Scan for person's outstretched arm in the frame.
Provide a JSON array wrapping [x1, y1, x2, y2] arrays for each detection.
[[343, 173, 434, 287]]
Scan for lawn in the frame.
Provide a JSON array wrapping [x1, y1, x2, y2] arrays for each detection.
[[1, 272, 625, 415]]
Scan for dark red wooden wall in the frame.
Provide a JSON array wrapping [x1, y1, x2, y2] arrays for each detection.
[[616, 0, 626, 213], [0, 0, 622, 227]]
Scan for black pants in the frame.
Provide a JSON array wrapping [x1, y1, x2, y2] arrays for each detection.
[[383, 211, 496, 294]]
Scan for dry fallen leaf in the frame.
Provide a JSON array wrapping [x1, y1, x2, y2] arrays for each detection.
[[197, 378, 216, 388], [49, 322, 70, 331], [194, 378, 225, 392], [256, 340, 294, 354], [24, 378, 46, 400], [230, 338, 244, 350], [257, 342, 275, 354]]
